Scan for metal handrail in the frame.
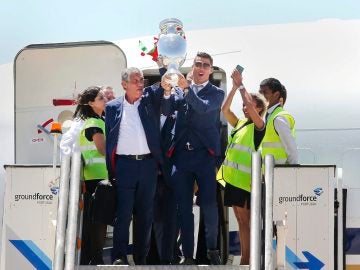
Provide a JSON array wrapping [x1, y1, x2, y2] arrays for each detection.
[[264, 155, 275, 269], [337, 168, 344, 270], [53, 154, 71, 270], [64, 151, 82, 270], [250, 151, 262, 270]]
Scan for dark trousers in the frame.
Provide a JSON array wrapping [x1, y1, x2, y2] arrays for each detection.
[[80, 180, 107, 265], [153, 174, 178, 264], [195, 184, 227, 264], [112, 156, 157, 265], [171, 149, 219, 258]]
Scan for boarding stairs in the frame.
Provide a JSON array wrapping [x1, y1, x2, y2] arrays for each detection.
[[53, 151, 343, 270]]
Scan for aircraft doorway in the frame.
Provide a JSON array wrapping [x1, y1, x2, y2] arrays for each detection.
[[141, 67, 230, 264]]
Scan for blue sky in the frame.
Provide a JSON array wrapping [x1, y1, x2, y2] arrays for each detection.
[[1, 0, 359, 64]]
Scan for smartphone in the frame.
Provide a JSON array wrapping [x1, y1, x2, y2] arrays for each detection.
[[236, 64, 244, 74]]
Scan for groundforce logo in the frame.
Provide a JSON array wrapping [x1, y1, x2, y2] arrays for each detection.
[[278, 187, 324, 205], [278, 194, 317, 204], [14, 193, 54, 202]]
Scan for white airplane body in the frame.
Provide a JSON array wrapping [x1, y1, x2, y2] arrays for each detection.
[[0, 18, 360, 268]]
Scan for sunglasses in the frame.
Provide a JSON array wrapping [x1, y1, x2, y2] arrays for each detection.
[[194, 61, 211, 69]]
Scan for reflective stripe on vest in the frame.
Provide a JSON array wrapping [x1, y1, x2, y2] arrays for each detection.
[[228, 143, 253, 154], [80, 145, 98, 152], [222, 159, 252, 174], [216, 119, 254, 192], [260, 107, 295, 164], [79, 117, 108, 180], [84, 157, 106, 165], [261, 142, 283, 148]]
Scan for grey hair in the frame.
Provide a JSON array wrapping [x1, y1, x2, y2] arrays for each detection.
[[121, 67, 143, 82], [101, 86, 113, 91]]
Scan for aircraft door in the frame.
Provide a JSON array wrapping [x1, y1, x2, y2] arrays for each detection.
[[14, 41, 127, 164]]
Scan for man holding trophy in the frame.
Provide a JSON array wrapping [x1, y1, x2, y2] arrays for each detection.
[[120, 18, 224, 265], [160, 30, 225, 264]]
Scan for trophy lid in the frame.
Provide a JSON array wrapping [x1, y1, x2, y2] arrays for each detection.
[[159, 18, 183, 32]]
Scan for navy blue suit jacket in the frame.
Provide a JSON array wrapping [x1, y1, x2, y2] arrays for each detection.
[[105, 86, 164, 178], [162, 82, 225, 157]]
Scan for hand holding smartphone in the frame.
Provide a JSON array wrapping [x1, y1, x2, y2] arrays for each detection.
[[236, 64, 244, 74]]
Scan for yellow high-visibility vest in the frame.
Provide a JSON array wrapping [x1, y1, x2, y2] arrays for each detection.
[[260, 107, 295, 164], [217, 119, 255, 192], [79, 117, 108, 180]]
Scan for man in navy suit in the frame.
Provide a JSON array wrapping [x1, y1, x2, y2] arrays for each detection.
[[161, 52, 225, 265], [105, 67, 163, 265], [151, 112, 178, 264]]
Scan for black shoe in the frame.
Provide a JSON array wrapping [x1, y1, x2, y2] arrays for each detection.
[[180, 257, 196, 265], [89, 258, 104, 265], [89, 254, 104, 265], [134, 257, 146, 265], [113, 256, 129, 265], [207, 249, 221, 265]]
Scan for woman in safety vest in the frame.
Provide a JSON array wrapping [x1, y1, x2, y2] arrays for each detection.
[[217, 68, 267, 265], [75, 86, 108, 265]]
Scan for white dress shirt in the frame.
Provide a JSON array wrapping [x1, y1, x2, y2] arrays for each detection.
[[190, 81, 208, 93], [160, 112, 177, 140], [267, 103, 298, 164], [160, 114, 167, 130], [116, 98, 151, 155]]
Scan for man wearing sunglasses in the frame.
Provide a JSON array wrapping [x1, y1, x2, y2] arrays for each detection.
[[161, 52, 225, 265]]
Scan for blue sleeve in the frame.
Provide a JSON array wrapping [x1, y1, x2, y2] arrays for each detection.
[[104, 104, 113, 175], [161, 95, 176, 116], [145, 85, 165, 106], [159, 67, 167, 76], [105, 104, 111, 139]]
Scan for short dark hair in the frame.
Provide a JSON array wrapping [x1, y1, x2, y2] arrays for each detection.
[[195, 52, 213, 66], [280, 84, 287, 104], [260, 78, 287, 104]]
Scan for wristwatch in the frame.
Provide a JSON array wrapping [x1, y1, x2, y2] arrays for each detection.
[[239, 85, 245, 90]]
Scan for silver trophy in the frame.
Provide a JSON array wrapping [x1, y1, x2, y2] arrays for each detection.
[[157, 18, 187, 87]]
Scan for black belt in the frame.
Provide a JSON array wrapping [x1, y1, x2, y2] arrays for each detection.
[[117, 153, 153, 160]]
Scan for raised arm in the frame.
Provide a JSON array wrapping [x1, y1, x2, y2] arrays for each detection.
[[232, 69, 264, 130], [221, 82, 239, 128], [160, 74, 182, 116]]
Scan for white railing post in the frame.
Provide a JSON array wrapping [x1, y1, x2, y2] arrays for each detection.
[[250, 151, 262, 270], [64, 151, 82, 270], [264, 154, 275, 269], [337, 168, 343, 270], [53, 154, 71, 270]]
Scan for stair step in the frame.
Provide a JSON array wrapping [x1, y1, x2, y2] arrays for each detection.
[[77, 266, 250, 270]]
